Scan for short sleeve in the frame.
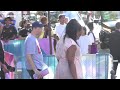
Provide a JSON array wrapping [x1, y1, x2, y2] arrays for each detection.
[[65, 38, 76, 50], [25, 39, 36, 54], [88, 33, 94, 45], [87, 35, 92, 45], [55, 26, 58, 35]]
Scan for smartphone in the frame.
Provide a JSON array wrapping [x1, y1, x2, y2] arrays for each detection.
[[33, 68, 49, 79], [40, 68, 49, 77]]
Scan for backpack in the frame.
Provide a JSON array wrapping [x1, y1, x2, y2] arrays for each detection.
[[99, 30, 110, 49]]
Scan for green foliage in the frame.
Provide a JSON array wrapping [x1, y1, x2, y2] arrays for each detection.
[[102, 11, 118, 22]]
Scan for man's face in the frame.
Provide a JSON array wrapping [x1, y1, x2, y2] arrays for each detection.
[[5, 19, 11, 25], [35, 27, 44, 38], [59, 16, 65, 24]]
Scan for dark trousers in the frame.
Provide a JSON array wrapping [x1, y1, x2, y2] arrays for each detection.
[[112, 56, 120, 75], [27, 69, 42, 79], [53, 39, 57, 52], [0, 68, 5, 79], [113, 62, 119, 75]]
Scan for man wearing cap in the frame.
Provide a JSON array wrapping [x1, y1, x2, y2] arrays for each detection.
[[25, 21, 46, 79]]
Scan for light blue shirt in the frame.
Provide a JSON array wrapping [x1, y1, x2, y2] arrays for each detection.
[[25, 34, 46, 70]]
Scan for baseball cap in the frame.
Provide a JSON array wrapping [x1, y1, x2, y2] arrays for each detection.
[[32, 21, 44, 28]]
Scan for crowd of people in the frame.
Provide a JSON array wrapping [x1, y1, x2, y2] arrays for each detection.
[[0, 13, 98, 79], [0, 12, 120, 79]]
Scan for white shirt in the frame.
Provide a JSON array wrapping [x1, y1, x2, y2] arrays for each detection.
[[77, 35, 91, 55], [88, 33, 95, 45], [55, 23, 66, 39]]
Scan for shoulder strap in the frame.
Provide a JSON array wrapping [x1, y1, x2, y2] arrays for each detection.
[[88, 31, 91, 35]]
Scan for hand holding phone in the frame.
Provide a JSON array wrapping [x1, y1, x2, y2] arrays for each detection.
[[33, 68, 49, 79]]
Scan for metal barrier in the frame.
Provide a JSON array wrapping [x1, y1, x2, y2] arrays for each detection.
[[4, 40, 31, 79], [43, 55, 58, 79], [3, 40, 58, 79], [81, 53, 113, 79], [3, 40, 113, 79]]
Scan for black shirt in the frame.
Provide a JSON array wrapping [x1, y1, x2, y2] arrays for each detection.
[[19, 28, 29, 37], [109, 30, 120, 59], [1, 25, 17, 40]]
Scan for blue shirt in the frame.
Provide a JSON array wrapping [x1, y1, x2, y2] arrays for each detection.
[[25, 34, 46, 70]]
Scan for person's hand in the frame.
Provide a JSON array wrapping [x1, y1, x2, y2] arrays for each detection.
[[2, 64, 9, 73], [34, 69, 43, 79], [53, 34, 59, 40]]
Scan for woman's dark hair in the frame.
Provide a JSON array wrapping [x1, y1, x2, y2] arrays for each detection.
[[64, 19, 82, 44], [20, 20, 27, 28], [115, 22, 120, 30], [83, 27, 87, 35], [87, 22, 93, 31]]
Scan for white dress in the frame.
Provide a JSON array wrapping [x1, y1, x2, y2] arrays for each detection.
[[55, 37, 83, 79]]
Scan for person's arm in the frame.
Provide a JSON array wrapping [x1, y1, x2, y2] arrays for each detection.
[[0, 41, 4, 64], [11, 26, 18, 39], [54, 26, 60, 40], [0, 27, 4, 39], [26, 54, 38, 73], [66, 45, 77, 79]]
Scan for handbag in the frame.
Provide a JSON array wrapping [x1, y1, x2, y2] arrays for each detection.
[[89, 43, 98, 54]]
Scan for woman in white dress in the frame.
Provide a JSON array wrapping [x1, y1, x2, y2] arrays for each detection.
[[55, 19, 83, 79]]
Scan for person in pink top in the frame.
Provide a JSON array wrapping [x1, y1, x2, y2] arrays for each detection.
[[55, 19, 83, 79]]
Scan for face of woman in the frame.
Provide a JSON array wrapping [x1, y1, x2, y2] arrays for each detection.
[[76, 30, 82, 40], [81, 29, 86, 36]]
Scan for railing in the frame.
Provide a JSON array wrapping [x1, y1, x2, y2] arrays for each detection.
[[3, 40, 113, 79], [3, 40, 57, 79], [81, 53, 113, 79]]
